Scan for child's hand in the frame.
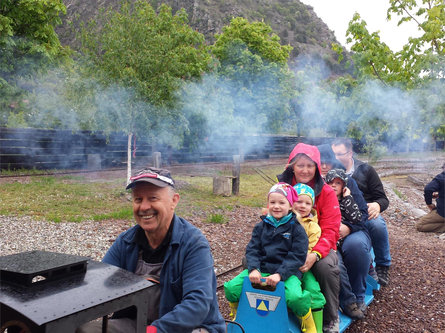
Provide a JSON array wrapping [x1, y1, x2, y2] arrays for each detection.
[[261, 207, 269, 215], [249, 269, 262, 284], [265, 273, 281, 287], [343, 187, 351, 197]]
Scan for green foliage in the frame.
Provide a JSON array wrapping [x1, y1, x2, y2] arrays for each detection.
[[0, 175, 130, 222], [345, 0, 445, 87], [79, 1, 211, 108], [0, 164, 281, 222], [0, 0, 66, 57], [75, 0, 212, 150], [393, 187, 407, 201], [210, 17, 295, 133], [0, 0, 69, 127], [92, 208, 133, 221], [329, 0, 445, 154], [213, 17, 292, 65]]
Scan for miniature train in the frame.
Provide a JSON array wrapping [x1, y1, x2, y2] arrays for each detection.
[[225, 271, 380, 333]]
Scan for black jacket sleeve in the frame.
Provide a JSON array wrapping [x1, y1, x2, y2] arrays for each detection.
[[353, 162, 389, 212]]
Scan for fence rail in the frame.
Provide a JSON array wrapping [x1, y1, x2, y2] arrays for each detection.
[[0, 127, 442, 170]]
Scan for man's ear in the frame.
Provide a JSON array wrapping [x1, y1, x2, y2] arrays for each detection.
[[171, 192, 180, 209]]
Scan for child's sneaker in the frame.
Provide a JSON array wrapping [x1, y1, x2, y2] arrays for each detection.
[[376, 265, 390, 286]]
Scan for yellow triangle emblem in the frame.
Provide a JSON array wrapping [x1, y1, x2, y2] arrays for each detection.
[[257, 301, 268, 311]]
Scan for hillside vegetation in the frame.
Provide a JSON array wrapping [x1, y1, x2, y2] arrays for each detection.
[[57, 0, 349, 74]]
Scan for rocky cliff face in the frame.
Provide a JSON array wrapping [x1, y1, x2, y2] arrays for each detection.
[[57, 0, 349, 74]]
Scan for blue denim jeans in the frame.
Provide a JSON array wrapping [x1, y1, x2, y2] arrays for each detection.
[[364, 215, 391, 267], [337, 251, 355, 308], [339, 230, 371, 306]]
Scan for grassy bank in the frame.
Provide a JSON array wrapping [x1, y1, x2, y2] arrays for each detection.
[[2, 150, 443, 223], [0, 165, 283, 223]]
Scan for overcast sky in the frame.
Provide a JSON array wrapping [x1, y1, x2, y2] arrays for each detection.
[[299, 0, 422, 51]]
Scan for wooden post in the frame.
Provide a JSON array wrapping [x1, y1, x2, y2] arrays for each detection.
[[232, 155, 240, 195], [213, 176, 232, 196], [87, 154, 101, 170], [238, 145, 245, 163], [127, 132, 133, 186], [153, 152, 162, 168]]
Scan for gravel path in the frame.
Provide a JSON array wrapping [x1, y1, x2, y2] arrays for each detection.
[[0, 216, 130, 261]]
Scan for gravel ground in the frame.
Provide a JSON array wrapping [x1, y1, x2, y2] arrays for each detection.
[[1, 159, 444, 333]]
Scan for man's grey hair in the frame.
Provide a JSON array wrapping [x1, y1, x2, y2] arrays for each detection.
[[167, 186, 177, 197]]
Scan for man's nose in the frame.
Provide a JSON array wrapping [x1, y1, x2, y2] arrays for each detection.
[[139, 198, 152, 210]]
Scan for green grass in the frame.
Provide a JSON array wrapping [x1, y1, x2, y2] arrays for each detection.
[[0, 167, 60, 176], [393, 188, 407, 201], [0, 165, 282, 223], [206, 213, 226, 224], [174, 166, 280, 218], [3, 150, 444, 223], [0, 175, 131, 223]]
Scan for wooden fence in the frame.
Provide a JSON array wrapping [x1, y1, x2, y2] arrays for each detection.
[[0, 127, 333, 170], [2, 127, 441, 170]]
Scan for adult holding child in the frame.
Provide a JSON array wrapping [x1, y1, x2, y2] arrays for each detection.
[[331, 138, 391, 287], [318, 144, 371, 319], [277, 143, 341, 333], [325, 169, 371, 319]]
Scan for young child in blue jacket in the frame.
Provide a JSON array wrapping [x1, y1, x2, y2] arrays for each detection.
[[224, 182, 317, 333]]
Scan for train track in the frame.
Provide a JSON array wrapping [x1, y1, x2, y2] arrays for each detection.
[[1, 156, 441, 179], [0, 158, 286, 179], [216, 264, 244, 290], [0, 168, 127, 178]]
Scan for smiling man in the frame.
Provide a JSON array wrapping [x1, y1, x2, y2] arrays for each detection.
[[78, 167, 225, 333]]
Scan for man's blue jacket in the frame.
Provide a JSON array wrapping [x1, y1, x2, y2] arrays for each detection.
[[103, 215, 225, 333]]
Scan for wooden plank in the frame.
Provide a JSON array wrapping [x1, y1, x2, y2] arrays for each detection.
[[407, 175, 425, 186], [0, 147, 94, 155]]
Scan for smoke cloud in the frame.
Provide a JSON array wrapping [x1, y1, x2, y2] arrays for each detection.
[[289, 56, 445, 152], [2, 50, 444, 171]]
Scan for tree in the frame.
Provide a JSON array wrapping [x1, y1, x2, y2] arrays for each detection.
[[330, 0, 445, 152], [79, 0, 211, 108], [77, 0, 212, 181], [0, 0, 69, 126], [211, 17, 295, 134], [343, 0, 444, 87], [387, 0, 444, 82], [212, 17, 292, 65]]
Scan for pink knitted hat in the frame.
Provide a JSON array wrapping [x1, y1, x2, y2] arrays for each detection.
[[268, 182, 299, 206]]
